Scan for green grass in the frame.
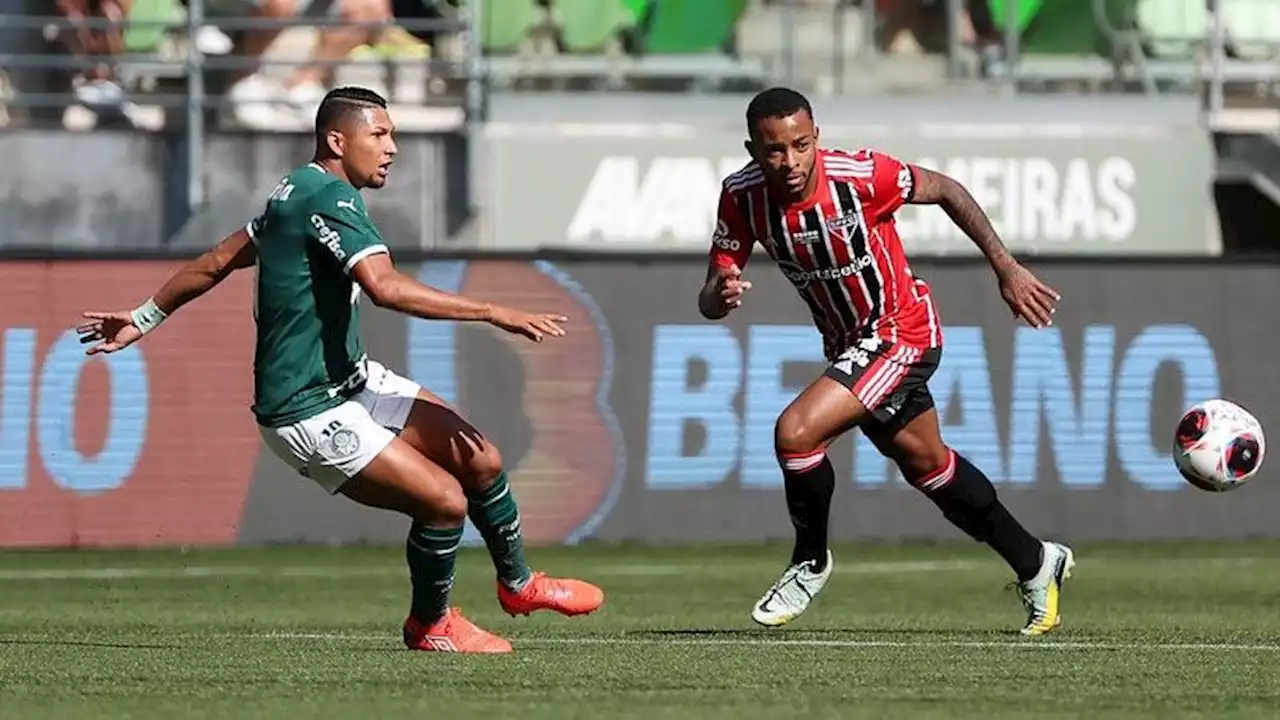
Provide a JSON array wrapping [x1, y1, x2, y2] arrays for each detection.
[[3, 541, 1280, 718]]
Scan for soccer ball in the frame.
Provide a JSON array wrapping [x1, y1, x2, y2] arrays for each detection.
[[1173, 399, 1266, 492]]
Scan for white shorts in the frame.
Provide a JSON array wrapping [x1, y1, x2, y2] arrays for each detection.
[[258, 359, 422, 494]]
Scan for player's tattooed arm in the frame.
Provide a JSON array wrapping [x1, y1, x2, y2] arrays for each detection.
[[907, 166, 1015, 275], [908, 165, 1062, 329]]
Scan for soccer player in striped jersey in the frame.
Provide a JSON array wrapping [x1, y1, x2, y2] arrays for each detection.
[[701, 87, 1074, 636]]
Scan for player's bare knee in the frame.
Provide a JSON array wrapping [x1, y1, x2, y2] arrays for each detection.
[[899, 445, 956, 489], [774, 413, 822, 459], [413, 487, 467, 526]]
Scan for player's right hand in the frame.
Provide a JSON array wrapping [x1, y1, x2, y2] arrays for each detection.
[[76, 311, 143, 355], [716, 263, 753, 312], [488, 306, 568, 343]]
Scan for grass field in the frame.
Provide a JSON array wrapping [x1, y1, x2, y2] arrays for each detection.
[[3, 541, 1280, 719]]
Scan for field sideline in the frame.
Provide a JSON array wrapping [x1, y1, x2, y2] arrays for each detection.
[[3, 541, 1280, 719]]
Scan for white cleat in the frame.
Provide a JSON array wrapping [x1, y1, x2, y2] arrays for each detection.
[[1015, 541, 1075, 636], [750, 550, 834, 627]]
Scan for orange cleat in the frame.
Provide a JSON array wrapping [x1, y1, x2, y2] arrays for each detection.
[[497, 572, 605, 618], [402, 607, 513, 653]]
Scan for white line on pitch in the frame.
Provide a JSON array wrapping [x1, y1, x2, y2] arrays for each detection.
[[0, 556, 1271, 582], [0, 566, 399, 581], [0, 559, 985, 581], [241, 632, 1280, 652]]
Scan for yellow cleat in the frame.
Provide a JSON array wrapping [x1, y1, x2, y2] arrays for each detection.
[[1014, 542, 1075, 636]]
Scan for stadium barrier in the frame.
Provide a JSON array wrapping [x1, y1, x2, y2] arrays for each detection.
[[480, 107, 1218, 255], [0, 257, 1277, 548], [0, 91, 1216, 255]]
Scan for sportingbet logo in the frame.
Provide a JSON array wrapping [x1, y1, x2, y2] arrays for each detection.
[[310, 214, 347, 262], [777, 256, 873, 287]]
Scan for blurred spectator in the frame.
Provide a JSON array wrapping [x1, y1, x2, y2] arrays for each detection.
[[877, 0, 1005, 74], [203, 0, 393, 129], [56, 0, 148, 126], [388, 0, 450, 56]]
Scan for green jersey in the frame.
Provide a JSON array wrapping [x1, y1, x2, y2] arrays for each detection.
[[246, 163, 388, 427]]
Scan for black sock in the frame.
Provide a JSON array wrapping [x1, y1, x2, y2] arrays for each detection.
[[918, 451, 1043, 582], [782, 453, 835, 571]]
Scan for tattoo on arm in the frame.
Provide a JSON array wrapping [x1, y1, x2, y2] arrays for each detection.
[[910, 166, 1015, 273]]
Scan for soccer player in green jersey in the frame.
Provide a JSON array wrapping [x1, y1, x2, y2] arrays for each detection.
[[76, 86, 604, 654]]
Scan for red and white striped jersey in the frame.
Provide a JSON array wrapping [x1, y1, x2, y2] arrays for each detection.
[[710, 147, 943, 360]]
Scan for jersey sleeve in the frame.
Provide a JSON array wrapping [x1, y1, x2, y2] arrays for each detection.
[[709, 186, 754, 269], [305, 188, 388, 275], [855, 148, 916, 222], [245, 213, 265, 244]]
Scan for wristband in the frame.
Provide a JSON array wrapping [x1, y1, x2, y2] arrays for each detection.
[[129, 297, 168, 335]]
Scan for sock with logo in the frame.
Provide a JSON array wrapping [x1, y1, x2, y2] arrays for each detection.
[[405, 522, 462, 623], [465, 471, 533, 592], [914, 450, 1043, 582], [781, 450, 836, 572]]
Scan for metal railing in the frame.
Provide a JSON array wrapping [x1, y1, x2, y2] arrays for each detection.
[[763, 0, 1276, 108], [0, 1, 481, 216], [3, 1, 1278, 209]]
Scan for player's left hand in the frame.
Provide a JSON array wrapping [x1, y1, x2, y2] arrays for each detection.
[[488, 306, 568, 343], [76, 311, 143, 355], [996, 262, 1060, 329]]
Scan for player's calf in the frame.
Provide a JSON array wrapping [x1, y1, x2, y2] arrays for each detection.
[[467, 467, 604, 618], [458, 456, 601, 614], [774, 414, 837, 572], [900, 448, 1075, 634], [749, 440, 839, 627], [903, 448, 1043, 582]]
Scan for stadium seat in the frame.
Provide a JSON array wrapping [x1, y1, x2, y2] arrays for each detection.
[[988, 0, 1046, 35], [553, 0, 634, 54], [988, 0, 1141, 85], [1017, 0, 1101, 55], [482, 0, 541, 54], [1136, 0, 1207, 59], [124, 0, 181, 54], [639, 0, 747, 55], [622, 0, 649, 24]]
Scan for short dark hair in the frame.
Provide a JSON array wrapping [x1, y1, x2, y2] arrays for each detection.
[[314, 86, 388, 139], [746, 87, 813, 137]]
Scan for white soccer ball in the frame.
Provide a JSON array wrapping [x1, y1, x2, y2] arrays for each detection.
[[1173, 399, 1266, 492]]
